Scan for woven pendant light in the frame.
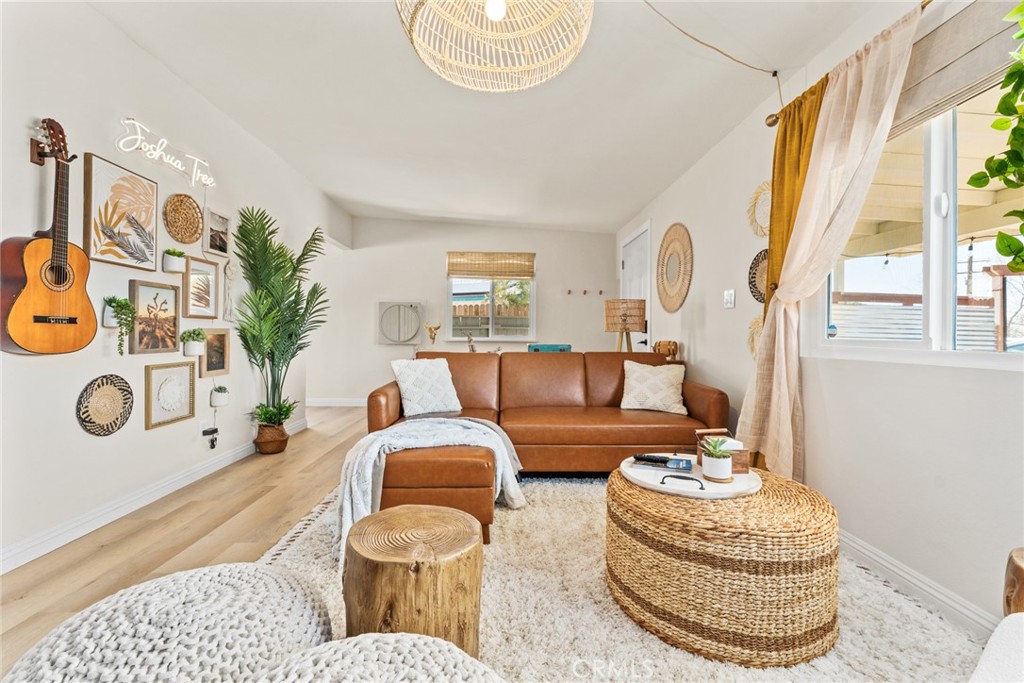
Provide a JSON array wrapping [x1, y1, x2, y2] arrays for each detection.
[[395, 0, 595, 93]]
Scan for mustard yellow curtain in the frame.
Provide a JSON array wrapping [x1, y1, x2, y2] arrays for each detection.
[[763, 75, 829, 317]]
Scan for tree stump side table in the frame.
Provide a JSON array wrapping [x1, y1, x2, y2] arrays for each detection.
[[343, 504, 483, 657]]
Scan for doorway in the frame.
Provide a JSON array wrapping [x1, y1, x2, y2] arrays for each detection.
[[620, 221, 651, 349]]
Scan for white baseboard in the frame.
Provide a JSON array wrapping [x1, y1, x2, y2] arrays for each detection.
[[306, 398, 364, 407], [0, 417, 308, 574], [840, 529, 999, 638]]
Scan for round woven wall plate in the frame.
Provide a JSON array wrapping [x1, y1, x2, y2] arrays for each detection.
[[656, 223, 693, 313], [748, 180, 772, 237], [77, 375, 133, 436], [163, 194, 203, 244], [748, 249, 768, 304]]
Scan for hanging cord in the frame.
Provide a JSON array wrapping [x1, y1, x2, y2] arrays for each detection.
[[640, 1, 785, 125]]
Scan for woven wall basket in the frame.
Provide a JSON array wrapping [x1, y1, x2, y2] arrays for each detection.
[[748, 249, 768, 304], [748, 180, 771, 237], [656, 223, 693, 313], [395, 0, 595, 93], [76, 374, 133, 436], [164, 194, 203, 244]]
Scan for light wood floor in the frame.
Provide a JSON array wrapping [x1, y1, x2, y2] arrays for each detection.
[[0, 406, 366, 675]]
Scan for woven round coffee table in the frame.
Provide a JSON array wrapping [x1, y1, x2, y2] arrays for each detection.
[[605, 469, 839, 668]]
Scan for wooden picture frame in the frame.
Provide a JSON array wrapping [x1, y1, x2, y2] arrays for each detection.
[[183, 256, 219, 319], [83, 154, 158, 271], [204, 209, 231, 259], [128, 280, 179, 354], [199, 328, 230, 377], [144, 361, 195, 429]]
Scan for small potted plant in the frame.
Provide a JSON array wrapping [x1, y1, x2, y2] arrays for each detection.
[[211, 384, 230, 408], [700, 437, 734, 483], [102, 296, 136, 356], [180, 328, 207, 356], [163, 248, 186, 273]]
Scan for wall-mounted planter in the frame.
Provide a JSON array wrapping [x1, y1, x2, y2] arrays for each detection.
[[210, 390, 230, 408], [183, 340, 206, 357], [102, 305, 118, 328], [163, 253, 186, 273]]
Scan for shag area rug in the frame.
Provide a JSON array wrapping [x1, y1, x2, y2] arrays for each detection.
[[260, 479, 983, 682]]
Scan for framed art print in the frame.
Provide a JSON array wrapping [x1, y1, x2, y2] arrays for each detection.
[[129, 280, 179, 354], [84, 154, 158, 271], [204, 209, 231, 259], [183, 256, 219, 319], [145, 361, 195, 429], [199, 328, 230, 377]]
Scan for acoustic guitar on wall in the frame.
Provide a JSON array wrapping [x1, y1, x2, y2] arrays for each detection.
[[1, 118, 97, 354]]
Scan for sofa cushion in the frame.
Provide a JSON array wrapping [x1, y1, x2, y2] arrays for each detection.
[[391, 358, 462, 416], [395, 408, 499, 427], [500, 352, 586, 409], [417, 351, 500, 411], [500, 407, 706, 446], [621, 360, 687, 415], [383, 446, 495, 488], [584, 352, 667, 407]]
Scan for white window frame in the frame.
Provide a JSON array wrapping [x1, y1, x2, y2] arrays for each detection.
[[803, 109, 1023, 372], [445, 278, 537, 343]]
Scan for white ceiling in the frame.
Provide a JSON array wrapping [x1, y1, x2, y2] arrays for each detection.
[[95, 1, 898, 233]]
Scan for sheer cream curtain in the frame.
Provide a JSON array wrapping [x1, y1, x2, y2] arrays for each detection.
[[737, 8, 922, 481]]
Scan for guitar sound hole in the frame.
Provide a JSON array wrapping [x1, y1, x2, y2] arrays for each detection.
[[40, 261, 74, 291], [50, 265, 68, 285]]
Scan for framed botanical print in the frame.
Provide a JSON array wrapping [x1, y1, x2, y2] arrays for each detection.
[[183, 256, 219, 319], [129, 280, 179, 354], [204, 209, 231, 259], [84, 154, 158, 271], [145, 361, 195, 429], [199, 328, 230, 377]]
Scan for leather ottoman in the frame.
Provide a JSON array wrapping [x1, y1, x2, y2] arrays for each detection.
[[380, 446, 495, 544]]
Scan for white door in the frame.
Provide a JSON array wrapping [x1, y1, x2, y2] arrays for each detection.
[[620, 224, 651, 348]]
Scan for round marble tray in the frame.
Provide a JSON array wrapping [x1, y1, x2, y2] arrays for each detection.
[[619, 456, 762, 500]]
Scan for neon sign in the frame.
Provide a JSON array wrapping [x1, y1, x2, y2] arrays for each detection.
[[116, 118, 216, 188]]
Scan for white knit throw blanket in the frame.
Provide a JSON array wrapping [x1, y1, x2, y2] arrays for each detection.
[[334, 418, 526, 559]]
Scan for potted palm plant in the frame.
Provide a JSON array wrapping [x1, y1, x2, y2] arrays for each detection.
[[234, 207, 328, 454]]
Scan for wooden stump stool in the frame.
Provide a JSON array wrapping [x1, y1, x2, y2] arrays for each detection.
[[343, 504, 483, 657]]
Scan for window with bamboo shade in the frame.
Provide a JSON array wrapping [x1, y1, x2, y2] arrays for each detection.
[[446, 252, 536, 342]]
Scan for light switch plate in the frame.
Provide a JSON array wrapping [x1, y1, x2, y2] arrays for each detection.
[[723, 289, 736, 309]]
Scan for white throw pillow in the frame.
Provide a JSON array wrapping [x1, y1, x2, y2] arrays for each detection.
[[391, 358, 462, 417], [620, 360, 687, 415]]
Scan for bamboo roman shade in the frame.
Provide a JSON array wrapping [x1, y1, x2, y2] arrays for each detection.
[[446, 252, 536, 280], [890, 0, 1017, 138]]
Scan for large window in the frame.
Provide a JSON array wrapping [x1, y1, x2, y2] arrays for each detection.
[[446, 252, 536, 342], [823, 84, 1024, 358]]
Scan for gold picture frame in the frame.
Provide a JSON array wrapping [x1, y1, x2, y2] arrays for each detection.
[[144, 361, 195, 429], [129, 280, 180, 354], [199, 328, 230, 377], [183, 256, 219, 319]]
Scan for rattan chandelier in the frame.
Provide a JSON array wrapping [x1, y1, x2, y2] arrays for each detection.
[[395, 0, 595, 93]]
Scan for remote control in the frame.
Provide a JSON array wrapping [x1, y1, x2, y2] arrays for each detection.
[[633, 454, 671, 464]]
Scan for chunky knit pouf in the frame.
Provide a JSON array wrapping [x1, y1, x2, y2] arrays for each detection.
[[260, 633, 506, 682], [5, 563, 332, 683]]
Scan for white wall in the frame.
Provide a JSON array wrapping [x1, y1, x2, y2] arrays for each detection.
[[615, 1, 1023, 626], [307, 217, 617, 402], [0, 3, 350, 569]]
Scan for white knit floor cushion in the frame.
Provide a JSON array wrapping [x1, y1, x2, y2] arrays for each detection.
[[391, 358, 462, 416], [260, 633, 507, 682], [5, 563, 332, 683], [620, 360, 687, 415]]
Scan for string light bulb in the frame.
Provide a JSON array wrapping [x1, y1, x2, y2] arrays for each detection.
[[485, 0, 507, 21]]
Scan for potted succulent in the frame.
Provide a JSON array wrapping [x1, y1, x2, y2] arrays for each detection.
[[163, 248, 186, 273], [211, 384, 230, 408], [700, 437, 734, 483], [102, 296, 136, 356], [180, 328, 207, 356], [235, 207, 328, 455]]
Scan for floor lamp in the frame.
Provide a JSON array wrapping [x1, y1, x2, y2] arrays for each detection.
[[604, 299, 646, 352]]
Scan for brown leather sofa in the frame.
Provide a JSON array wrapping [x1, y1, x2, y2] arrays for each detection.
[[368, 351, 730, 473]]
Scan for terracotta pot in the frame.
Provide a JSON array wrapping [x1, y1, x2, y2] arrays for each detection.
[[254, 423, 289, 454]]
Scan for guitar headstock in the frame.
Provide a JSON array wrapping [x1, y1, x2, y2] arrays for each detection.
[[39, 118, 70, 162]]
